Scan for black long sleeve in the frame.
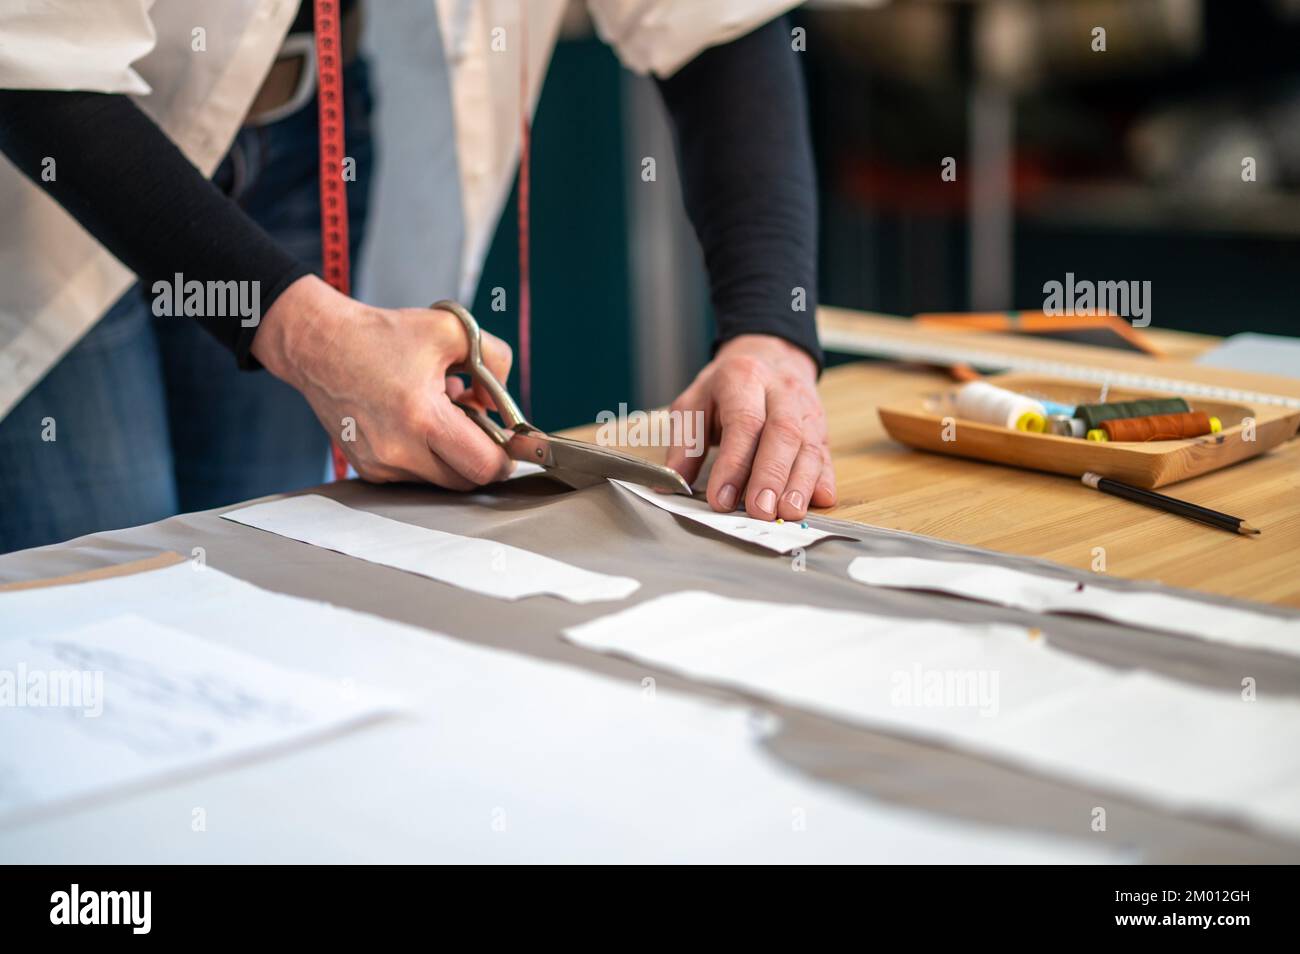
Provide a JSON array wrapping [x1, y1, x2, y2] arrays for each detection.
[[0, 89, 309, 367], [655, 16, 822, 369]]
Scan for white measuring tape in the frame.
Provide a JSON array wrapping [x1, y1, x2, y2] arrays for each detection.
[[819, 326, 1300, 410]]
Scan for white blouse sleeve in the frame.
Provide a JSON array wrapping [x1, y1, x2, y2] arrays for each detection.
[[585, 0, 802, 78], [0, 0, 156, 93]]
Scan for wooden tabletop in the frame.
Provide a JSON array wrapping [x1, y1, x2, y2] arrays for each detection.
[[567, 310, 1300, 608], [816, 312, 1300, 607]]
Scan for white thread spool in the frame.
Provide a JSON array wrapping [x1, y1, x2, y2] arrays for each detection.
[[955, 381, 1047, 432]]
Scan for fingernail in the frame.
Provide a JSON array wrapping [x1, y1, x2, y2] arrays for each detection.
[[786, 490, 803, 511], [718, 484, 738, 511], [757, 488, 776, 514]]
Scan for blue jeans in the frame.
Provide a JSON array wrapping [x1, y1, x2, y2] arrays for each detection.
[[0, 60, 375, 553]]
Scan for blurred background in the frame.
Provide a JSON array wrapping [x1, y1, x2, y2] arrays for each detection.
[[365, 0, 1300, 432]]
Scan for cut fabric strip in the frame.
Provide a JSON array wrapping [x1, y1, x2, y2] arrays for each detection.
[[222, 494, 639, 603], [848, 555, 1300, 659]]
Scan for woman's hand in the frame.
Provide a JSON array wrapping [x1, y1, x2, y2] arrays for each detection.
[[252, 275, 514, 489]]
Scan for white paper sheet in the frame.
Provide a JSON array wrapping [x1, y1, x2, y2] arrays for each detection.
[[1196, 332, 1300, 380], [848, 555, 1300, 659], [0, 614, 394, 822], [504, 461, 546, 480], [222, 494, 639, 603], [0, 563, 1112, 863], [610, 479, 854, 554], [564, 590, 1300, 839]]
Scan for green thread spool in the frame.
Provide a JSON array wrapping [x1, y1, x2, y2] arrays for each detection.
[[1074, 397, 1189, 431]]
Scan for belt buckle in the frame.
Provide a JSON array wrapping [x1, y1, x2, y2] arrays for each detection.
[[248, 33, 319, 127]]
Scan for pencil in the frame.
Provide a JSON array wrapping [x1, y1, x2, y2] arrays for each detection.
[[1081, 472, 1260, 536]]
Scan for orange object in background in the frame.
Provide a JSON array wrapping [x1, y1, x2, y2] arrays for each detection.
[[915, 311, 1163, 357]]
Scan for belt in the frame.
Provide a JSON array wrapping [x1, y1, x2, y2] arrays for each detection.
[[246, 1, 362, 126]]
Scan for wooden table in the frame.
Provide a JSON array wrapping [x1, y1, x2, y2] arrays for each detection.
[[568, 309, 1300, 608]]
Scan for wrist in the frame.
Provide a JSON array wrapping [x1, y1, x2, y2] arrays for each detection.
[[717, 333, 818, 382], [252, 274, 348, 386]]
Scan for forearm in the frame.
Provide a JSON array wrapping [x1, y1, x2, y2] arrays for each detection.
[[0, 89, 308, 366], [655, 15, 822, 370]]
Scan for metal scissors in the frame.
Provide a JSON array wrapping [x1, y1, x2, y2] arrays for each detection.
[[436, 300, 692, 495]]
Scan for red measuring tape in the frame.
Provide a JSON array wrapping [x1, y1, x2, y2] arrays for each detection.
[[314, 0, 352, 480], [314, 1, 533, 476], [517, 3, 532, 421]]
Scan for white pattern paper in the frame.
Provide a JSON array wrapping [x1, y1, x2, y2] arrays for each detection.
[[610, 479, 853, 554], [564, 590, 1300, 839], [223, 494, 639, 603], [0, 564, 1111, 862], [848, 555, 1300, 659], [0, 615, 395, 821]]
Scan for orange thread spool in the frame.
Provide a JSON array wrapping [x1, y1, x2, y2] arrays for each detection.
[[1101, 411, 1214, 442]]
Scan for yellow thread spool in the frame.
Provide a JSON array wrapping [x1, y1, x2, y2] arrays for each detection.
[[1015, 410, 1046, 433]]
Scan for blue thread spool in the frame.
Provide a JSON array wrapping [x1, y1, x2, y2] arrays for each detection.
[[1039, 399, 1077, 417]]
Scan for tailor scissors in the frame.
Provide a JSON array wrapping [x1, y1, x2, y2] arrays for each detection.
[[436, 300, 692, 495]]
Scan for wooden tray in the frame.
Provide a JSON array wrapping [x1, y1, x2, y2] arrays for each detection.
[[877, 373, 1300, 488]]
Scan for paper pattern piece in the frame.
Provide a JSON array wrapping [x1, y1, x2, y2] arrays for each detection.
[[564, 591, 1300, 838], [0, 614, 394, 821], [504, 461, 546, 480], [848, 555, 1300, 659], [610, 479, 853, 554], [223, 494, 639, 603], [0, 563, 1110, 862]]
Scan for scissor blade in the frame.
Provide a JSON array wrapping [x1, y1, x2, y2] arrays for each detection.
[[456, 402, 692, 495], [521, 433, 693, 495]]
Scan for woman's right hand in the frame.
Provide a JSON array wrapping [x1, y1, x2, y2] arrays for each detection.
[[252, 275, 516, 489]]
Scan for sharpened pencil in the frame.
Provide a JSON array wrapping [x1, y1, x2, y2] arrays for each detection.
[[1081, 472, 1260, 536]]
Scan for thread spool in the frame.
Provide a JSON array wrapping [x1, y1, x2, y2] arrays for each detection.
[[1097, 411, 1221, 442], [1047, 414, 1086, 438], [1039, 399, 1077, 417], [1074, 397, 1190, 430], [955, 382, 1046, 432]]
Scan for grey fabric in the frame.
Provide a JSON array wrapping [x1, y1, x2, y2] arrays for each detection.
[[4, 475, 1299, 861]]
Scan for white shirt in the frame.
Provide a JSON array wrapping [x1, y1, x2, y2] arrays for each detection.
[[0, 0, 799, 419]]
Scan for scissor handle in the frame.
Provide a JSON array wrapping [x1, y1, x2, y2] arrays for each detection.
[[434, 299, 529, 431]]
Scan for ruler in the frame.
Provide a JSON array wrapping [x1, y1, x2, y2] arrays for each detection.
[[818, 312, 1300, 410]]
